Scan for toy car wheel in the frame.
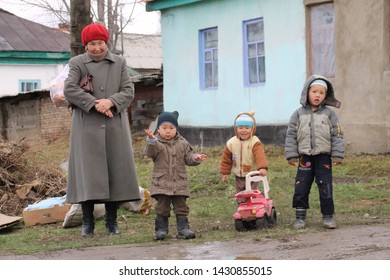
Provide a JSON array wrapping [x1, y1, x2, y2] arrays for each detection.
[[235, 219, 245, 231], [255, 217, 267, 229], [268, 208, 277, 227]]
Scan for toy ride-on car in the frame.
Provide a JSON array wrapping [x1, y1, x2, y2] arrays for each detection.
[[233, 171, 276, 231]]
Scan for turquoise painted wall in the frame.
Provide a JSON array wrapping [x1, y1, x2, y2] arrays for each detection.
[[160, 0, 306, 127]]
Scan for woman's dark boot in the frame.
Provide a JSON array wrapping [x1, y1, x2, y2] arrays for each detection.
[[81, 201, 95, 237], [176, 215, 195, 239], [105, 202, 119, 235], [155, 216, 169, 240]]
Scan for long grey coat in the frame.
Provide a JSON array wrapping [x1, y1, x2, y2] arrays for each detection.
[[64, 51, 140, 204]]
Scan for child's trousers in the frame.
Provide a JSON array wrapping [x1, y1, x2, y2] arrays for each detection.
[[292, 154, 334, 216], [154, 194, 189, 217]]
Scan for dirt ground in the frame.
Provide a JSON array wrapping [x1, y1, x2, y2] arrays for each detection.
[[1, 224, 389, 260]]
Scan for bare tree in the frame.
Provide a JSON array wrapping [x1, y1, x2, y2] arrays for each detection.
[[19, 0, 71, 28], [70, 0, 91, 57], [19, 0, 141, 53]]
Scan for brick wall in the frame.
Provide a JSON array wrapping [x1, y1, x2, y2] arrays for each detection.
[[40, 97, 71, 142]]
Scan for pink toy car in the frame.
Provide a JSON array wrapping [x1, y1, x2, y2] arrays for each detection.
[[233, 171, 277, 231]]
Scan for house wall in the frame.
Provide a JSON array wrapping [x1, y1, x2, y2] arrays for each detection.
[[327, 0, 390, 154], [160, 0, 306, 127], [0, 64, 65, 97], [154, 0, 390, 154], [0, 92, 71, 143]]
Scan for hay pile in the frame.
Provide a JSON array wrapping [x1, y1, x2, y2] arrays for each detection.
[[0, 139, 67, 216]]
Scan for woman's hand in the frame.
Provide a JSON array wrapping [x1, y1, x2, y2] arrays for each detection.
[[95, 99, 113, 117]]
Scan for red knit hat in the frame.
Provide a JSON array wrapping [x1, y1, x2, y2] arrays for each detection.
[[81, 23, 109, 45]]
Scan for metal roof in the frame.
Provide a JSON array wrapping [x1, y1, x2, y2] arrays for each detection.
[[0, 8, 70, 52], [117, 33, 162, 70]]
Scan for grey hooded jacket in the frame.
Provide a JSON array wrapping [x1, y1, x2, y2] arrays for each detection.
[[284, 75, 345, 160]]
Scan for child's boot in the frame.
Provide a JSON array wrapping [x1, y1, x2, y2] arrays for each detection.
[[176, 215, 196, 239], [155, 216, 169, 240], [293, 208, 306, 229], [322, 215, 336, 229]]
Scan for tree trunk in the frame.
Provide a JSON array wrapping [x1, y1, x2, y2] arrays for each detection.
[[97, 0, 105, 23], [70, 0, 91, 57]]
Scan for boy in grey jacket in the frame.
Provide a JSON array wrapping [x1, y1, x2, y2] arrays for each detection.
[[145, 111, 207, 240], [285, 75, 345, 230]]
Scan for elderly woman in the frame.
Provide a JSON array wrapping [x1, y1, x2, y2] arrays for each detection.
[[64, 23, 140, 236]]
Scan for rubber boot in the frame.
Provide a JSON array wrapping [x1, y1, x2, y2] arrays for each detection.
[[323, 215, 336, 229], [105, 202, 119, 235], [81, 201, 95, 237], [176, 216, 195, 239], [293, 208, 306, 230], [155, 216, 169, 240]]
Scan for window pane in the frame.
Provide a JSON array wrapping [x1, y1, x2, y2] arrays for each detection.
[[213, 49, 218, 61], [258, 57, 266, 83], [257, 42, 264, 56], [204, 29, 218, 48], [248, 43, 256, 57], [205, 51, 212, 61], [247, 21, 263, 42], [205, 63, 212, 87], [214, 63, 218, 86], [248, 58, 258, 83]]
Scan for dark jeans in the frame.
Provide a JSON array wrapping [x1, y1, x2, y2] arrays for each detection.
[[292, 154, 334, 216], [154, 194, 189, 217]]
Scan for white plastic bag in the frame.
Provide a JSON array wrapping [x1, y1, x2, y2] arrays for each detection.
[[50, 64, 69, 108], [62, 203, 106, 228]]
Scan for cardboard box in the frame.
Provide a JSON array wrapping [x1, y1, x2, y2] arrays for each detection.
[[23, 204, 71, 226], [0, 214, 22, 230]]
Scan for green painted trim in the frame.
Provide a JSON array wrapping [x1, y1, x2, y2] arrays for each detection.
[[146, 0, 203, 11], [0, 51, 70, 64], [0, 59, 69, 64]]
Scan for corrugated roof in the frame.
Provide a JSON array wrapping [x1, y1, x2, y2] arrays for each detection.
[[117, 33, 162, 70], [0, 8, 70, 52]]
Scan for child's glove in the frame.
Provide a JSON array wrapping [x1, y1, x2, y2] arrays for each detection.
[[287, 158, 298, 166], [332, 157, 343, 165]]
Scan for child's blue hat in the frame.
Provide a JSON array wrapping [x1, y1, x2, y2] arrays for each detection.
[[234, 112, 257, 137], [235, 114, 254, 127]]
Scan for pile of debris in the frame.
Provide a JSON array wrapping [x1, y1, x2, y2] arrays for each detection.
[[0, 139, 66, 216]]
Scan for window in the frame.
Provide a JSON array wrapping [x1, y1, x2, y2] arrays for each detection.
[[309, 3, 335, 77], [199, 28, 218, 89], [19, 80, 40, 92], [243, 18, 265, 86]]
